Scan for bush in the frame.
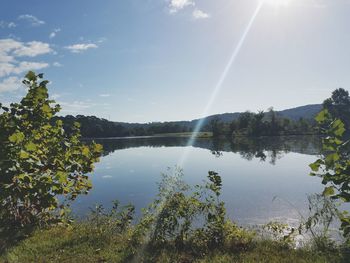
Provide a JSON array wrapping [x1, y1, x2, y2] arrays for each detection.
[[136, 168, 254, 258], [0, 72, 102, 240], [309, 109, 350, 242]]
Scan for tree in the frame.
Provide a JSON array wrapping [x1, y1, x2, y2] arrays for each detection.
[[248, 110, 264, 136], [210, 118, 225, 138], [0, 72, 102, 229], [323, 88, 350, 129], [237, 111, 253, 130], [309, 109, 350, 242]]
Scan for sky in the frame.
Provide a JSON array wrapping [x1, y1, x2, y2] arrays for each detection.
[[0, 0, 350, 123]]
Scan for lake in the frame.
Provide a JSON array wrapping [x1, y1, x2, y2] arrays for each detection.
[[72, 136, 325, 227]]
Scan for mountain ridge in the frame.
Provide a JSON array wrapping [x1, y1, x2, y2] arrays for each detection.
[[112, 104, 322, 128]]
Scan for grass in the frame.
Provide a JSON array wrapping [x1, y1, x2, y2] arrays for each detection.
[[1, 223, 347, 263], [1, 223, 134, 263]]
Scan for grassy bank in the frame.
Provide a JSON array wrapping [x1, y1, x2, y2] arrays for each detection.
[[1, 222, 347, 263]]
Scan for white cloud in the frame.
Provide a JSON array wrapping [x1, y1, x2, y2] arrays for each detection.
[[8, 22, 16, 28], [13, 41, 52, 57], [0, 38, 52, 78], [0, 76, 22, 93], [0, 63, 15, 78], [0, 39, 52, 62], [192, 9, 210, 19], [99, 94, 110, 97], [65, 43, 98, 53], [0, 39, 52, 57], [14, 61, 49, 74], [0, 21, 16, 28], [168, 0, 210, 19], [18, 14, 45, 26], [0, 61, 49, 78], [49, 28, 61, 39], [53, 61, 63, 67], [169, 0, 195, 13], [0, 39, 22, 54], [97, 37, 107, 43]]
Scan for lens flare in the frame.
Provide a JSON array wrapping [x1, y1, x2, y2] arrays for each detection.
[[178, 1, 264, 167]]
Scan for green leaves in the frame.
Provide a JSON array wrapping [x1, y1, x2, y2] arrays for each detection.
[[25, 142, 37, 152], [332, 119, 345, 137], [325, 153, 340, 165], [41, 104, 52, 115], [322, 186, 335, 197], [56, 171, 68, 184], [19, 150, 30, 159], [315, 109, 328, 123], [0, 71, 103, 229], [82, 146, 90, 157], [9, 131, 25, 144], [311, 108, 350, 241], [309, 159, 322, 172], [93, 143, 103, 153], [25, 71, 36, 81]]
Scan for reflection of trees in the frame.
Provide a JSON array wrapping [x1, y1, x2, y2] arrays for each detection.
[[90, 137, 190, 156], [227, 136, 321, 164], [88, 135, 322, 165]]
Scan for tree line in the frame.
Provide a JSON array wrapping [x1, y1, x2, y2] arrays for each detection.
[[54, 115, 192, 138], [209, 108, 316, 138], [209, 88, 350, 139], [56, 109, 322, 139]]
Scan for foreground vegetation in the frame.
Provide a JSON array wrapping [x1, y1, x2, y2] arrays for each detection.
[[2, 223, 347, 263], [1, 170, 349, 263]]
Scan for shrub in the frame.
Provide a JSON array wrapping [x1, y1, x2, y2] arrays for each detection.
[[137, 168, 254, 257], [0, 72, 102, 234], [309, 109, 350, 243]]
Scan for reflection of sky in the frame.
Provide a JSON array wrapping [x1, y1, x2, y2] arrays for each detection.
[[72, 141, 324, 226]]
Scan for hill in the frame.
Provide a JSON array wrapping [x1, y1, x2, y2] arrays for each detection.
[[277, 104, 322, 121], [115, 104, 321, 128]]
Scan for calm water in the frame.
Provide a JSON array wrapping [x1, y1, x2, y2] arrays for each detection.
[[72, 136, 324, 226]]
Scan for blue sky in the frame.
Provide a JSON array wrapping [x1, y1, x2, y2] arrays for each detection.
[[0, 0, 350, 122]]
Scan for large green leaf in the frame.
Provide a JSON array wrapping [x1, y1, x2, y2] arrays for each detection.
[[25, 71, 36, 81], [25, 142, 37, 151], [322, 186, 335, 197], [19, 150, 30, 159], [9, 131, 25, 144], [315, 109, 328, 123]]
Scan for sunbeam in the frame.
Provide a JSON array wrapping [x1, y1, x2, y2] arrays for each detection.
[[178, 1, 264, 167]]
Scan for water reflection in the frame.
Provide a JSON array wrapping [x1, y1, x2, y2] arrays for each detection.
[[93, 135, 321, 165], [73, 135, 324, 226]]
